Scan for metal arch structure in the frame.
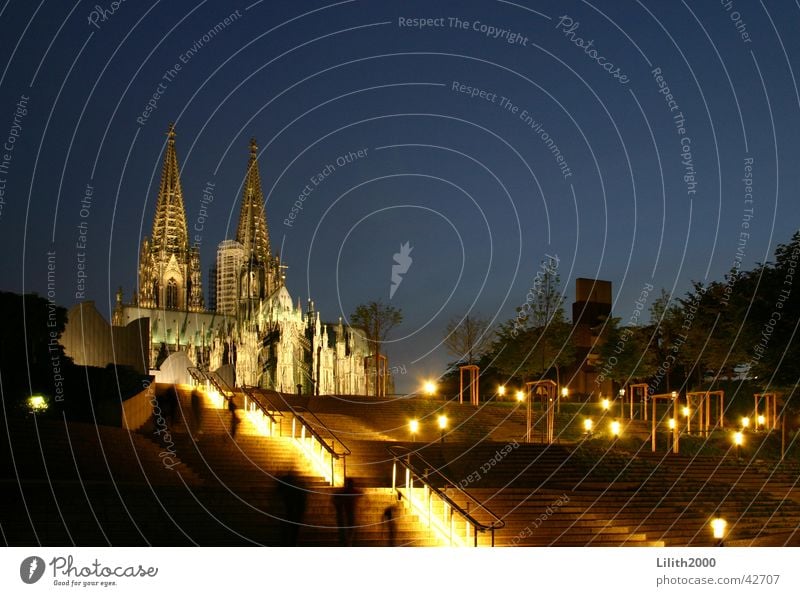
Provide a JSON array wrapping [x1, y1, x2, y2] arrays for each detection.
[[459, 365, 480, 406], [754, 393, 778, 430], [650, 392, 680, 454], [686, 390, 725, 434], [623, 383, 650, 420], [525, 380, 557, 444]]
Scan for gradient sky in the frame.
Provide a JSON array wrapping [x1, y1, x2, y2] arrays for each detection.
[[1, 0, 799, 391]]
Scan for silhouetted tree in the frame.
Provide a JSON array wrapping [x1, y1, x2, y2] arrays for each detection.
[[350, 300, 403, 396], [444, 314, 493, 365], [490, 262, 574, 386], [595, 316, 658, 387]]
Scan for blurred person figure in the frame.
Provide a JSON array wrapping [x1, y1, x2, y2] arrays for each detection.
[[333, 477, 362, 546], [277, 470, 308, 546]]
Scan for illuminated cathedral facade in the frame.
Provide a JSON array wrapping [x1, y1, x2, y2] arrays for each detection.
[[113, 125, 369, 395]]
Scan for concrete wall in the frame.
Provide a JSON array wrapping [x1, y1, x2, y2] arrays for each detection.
[[61, 302, 149, 375], [152, 351, 193, 385], [121, 381, 156, 431]]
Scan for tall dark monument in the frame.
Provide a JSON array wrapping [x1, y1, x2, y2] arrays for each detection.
[[571, 278, 612, 396]]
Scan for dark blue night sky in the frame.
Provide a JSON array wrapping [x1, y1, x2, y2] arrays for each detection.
[[1, 0, 798, 391]]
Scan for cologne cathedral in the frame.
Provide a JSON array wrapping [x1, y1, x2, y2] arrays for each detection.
[[112, 125, 370, 395]]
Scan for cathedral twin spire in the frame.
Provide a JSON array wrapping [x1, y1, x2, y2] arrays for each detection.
[[150, 123, 189, 256], [236, 138, 271, 265], [137, 124, 275, 313]]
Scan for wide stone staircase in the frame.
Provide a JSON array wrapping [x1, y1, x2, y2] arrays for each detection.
[[0, 388, 437, 546], [5, 384, 799, 547]]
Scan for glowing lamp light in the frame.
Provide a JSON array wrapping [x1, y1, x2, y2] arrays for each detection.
[[741, 417, 750, 429], [516, 390, 525, 402], [757, 415, 765, 427], [423, 381, 437, 396], [438, 414, 448, 430], [497, 385, 506, 397], [711, 517, 727, 540], [682, 406, 690, 417], [671, 391, 678, 399], [610, 420, 621, 438], [28, 395, 47, 412], [668, 418, 676, 429], [409, 419, 419, 434], [583, 418, 593, 432], [733, 431, 744, 446], [601, 398, 610, 411], [561, 387, 569, 398], [619, 388, 625, 397]]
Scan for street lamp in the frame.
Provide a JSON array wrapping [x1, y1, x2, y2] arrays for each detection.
[[757, 414, 765, 430], [438, 414, 448, 443], [562, 387, 569, 398], [601, 398, 610, 411], [741, 416, 750, 430], [583, 418, 593, 434], [28, 395, 47, 413], [711, 516, 727, 547], [733, 431, 744, 459], [610, 419, 621, 439], [409, 419, 419, 442], [497, 385, 506, 397], [516, 390, 524, 402], [423, 381, 436, 396]]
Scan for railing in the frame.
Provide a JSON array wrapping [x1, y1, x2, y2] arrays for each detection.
[[186, 366, 226, 409], [387, 445, 505, 546], [289, 405, 351, 487], [205, 370, 236, 401], [187, 367, 284, 437], [186, 366, 207, 386], [240, 385, 284, 437], [186, 366, 350, 486]]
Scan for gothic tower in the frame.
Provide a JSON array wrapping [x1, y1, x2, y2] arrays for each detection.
[[137, 124, 204, 312], [236, 138, 279, 317]]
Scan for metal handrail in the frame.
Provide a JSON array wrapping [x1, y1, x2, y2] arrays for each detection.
[[205, 370, 236, 400], [186, 366, 207, 385], [188, 367, 283, 430], [240, 385, 284, 428], [387, 444, 505, 546], [284, 405, 351, 486], [292, 406, 351, 458]]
